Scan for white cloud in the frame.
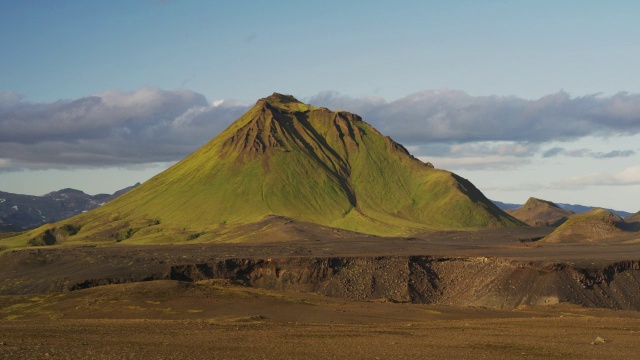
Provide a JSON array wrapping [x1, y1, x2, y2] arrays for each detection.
[[448, 142, 538, 157], [308, 90, 640, 144], [0, 87, 249, 170], [615, 166, 640, 183], [211, 98, 249, 108], [0, 158, 11, 168], [3, 87, 640, 173], [542, 146, 635, 159], [554, 165, 640, 187], [0, 92, 23, 107], [418, 155, 530, 171]]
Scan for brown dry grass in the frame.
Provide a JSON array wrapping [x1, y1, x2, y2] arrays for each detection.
[[0, 280, 639, 359]]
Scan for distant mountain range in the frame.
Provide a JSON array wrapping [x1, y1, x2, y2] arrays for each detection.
[[0, 184, 139, 232], [492, 200, 634, 218]]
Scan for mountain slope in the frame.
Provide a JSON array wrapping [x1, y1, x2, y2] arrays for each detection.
[[543, 208, 629, 243], [16, 93, 521, 246], [506, 197, 574, 227]]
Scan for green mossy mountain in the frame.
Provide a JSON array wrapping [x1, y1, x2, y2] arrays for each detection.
[[14, 93, 521, 246], [543, 208, 627, 243]]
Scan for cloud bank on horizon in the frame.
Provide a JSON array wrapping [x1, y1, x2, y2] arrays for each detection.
[[308, 90, 640, 142], [0, 88, 247, 169], [1, 87, 638, 172]]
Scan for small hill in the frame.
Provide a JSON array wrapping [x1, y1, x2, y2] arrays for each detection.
[[506, 197, 574, 227], [13, 93, 521, 247], [625, 211, 640, 231], [543, 208, 627, 243]]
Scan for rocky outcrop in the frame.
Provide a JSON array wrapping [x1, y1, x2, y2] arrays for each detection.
[[166, 256, 640, 310], [3, 245, 640, 310]]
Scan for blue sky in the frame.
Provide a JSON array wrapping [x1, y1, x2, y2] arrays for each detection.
[[4, 1, 640, 101], [1, 1, 640, 212]]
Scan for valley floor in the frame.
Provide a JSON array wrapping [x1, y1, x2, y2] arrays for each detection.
[[2, 226, 640, 358], [1, 280, 640, 359]]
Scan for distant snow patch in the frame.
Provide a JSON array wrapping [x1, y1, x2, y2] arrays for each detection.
[[0, 198, 5, 203], [11, 205, 18, 211]]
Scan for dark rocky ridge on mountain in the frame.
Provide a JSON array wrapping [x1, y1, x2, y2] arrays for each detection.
[[0, 183, 139, 232]]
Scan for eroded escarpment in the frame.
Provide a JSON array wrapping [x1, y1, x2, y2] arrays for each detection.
[[167, 256, 640, 310], [2, 248, 639, 310]]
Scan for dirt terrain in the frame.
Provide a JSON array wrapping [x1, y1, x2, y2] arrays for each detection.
[[2, 225, 640, 358], [2, 280, 640, 359]]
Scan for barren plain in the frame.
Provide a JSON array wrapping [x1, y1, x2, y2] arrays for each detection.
[[2, 225, 640, 359]]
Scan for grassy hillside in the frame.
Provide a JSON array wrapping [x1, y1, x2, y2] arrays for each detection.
[[625, 211, 640, 231], [506, 197, 574, 227], [8, 93, 522, 247], [543, 208, 626, 243]]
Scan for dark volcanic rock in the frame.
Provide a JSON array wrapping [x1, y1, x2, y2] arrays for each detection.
[[168, 256, 640, 310], [2, 245, 640, 311]]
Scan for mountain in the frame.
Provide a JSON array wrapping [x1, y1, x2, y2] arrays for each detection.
[[505, 197, 574, 227], [543, 208, 629, 243], [17, 93, 521, 246], [0, 184, 139, 232]]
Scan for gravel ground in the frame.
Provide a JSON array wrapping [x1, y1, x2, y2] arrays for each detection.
[[1, 280, 639, 359]]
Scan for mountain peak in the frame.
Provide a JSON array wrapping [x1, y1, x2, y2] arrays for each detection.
[[252, 93, 318, 114], [260, 93, 301, 105], [222, 93, 366, 160], [506, 197, 573, 226], [523, 197, 561, 209]]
